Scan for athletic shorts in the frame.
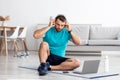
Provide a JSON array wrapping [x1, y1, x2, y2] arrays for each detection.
[[46, 53, 69, 65]]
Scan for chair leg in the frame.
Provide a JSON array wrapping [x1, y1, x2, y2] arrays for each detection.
[[0, 31, 4, 51], [14, 40, 19, 53], [21, 39, 25, 51], [12, 40, 16, 55], [0, 40, 2, 54], [0, 39, 5, 55], [22, 39, 28, 55], [12, 40, 18, 56], [12, 40, 15, 50], [14, 40, 19, 54], [0, 39, 2, 51], [23, 39, 28, 52]]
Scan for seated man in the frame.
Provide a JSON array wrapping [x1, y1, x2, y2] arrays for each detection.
[[33, 14, 81, 76]]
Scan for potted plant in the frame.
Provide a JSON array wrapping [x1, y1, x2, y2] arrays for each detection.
[[0, 16, 10, 26]]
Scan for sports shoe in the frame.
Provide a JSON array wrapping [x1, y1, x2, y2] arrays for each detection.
[[38, 62, 51, 75]]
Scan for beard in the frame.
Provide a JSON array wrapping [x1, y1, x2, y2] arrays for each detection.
[[55, 27, 63, 32]]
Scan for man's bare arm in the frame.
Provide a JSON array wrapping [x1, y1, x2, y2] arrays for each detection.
[[70, 32, 81, 45], [65, 21, 81, 45], [33, 17, 54, 39], [33, 26, 50, 39]]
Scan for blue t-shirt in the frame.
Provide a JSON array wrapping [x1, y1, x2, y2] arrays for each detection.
[[43, 26, 71, 57]]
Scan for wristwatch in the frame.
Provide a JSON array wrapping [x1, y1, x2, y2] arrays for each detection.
[[68, 30, 72, 33]]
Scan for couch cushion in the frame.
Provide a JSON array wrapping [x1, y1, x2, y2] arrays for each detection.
[[71, 24, 90, 39], [68, 40, 88, 46], [88, 40, 120, 45], [117, 32, 120, 40], [68, 24, 90, 45], [90, 27, 120, 40]]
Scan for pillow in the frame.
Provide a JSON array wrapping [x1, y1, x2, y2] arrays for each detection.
[[117, 32, 120, 40]]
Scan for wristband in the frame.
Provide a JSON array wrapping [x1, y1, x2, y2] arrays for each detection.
[[68, 30, 72, 33]]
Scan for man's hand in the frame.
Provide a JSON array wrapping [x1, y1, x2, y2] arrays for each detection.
[[65, 21, 72, 31], [48, 17, 55, 27], [65, 21, 81, 45]]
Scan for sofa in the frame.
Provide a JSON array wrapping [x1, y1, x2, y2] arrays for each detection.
[[67, 24, 120, 52], [37, 24, 120, 52]]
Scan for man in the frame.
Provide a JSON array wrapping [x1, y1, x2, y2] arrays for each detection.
[[33, 15, 81, 76]]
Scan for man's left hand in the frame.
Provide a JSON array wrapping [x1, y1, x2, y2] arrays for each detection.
[[65, 21, 72, 31]]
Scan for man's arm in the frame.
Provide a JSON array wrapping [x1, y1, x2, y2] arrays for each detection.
[[70, 32, 81, 45], [33, 26, 50, 39], [65, 22, 81, 45], [33, 18, 54, 39]]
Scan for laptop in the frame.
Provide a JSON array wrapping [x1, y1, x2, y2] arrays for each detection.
[[73, 60, 100, 74]]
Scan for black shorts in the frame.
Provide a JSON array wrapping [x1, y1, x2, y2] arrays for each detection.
[[46, 53, 69, 65]]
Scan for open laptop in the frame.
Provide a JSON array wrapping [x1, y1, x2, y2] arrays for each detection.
[[73, 60, 100, 74]]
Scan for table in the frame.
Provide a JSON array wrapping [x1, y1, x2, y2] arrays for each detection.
[[0, 26, 23, 56]]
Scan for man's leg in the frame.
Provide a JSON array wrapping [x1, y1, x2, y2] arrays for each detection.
[[38, 42, 50, 75], [51, 58, 80, 71], [38, 42, 50, 63]]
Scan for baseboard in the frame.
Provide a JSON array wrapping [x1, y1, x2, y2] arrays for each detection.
[[66, 51, 101, 56], [6, 50, 101, 56], [66, 51, 101, 53]]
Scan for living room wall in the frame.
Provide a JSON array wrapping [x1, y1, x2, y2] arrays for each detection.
[[0, 0, 120, 50]]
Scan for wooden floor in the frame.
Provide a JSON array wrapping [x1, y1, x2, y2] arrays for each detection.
[[0, 51, 120, 80]]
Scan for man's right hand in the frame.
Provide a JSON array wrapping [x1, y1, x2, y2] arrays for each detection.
[[48, 17, 55, 27]]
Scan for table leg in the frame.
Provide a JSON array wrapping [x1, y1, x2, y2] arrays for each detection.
[[4, 27, 8, 56]]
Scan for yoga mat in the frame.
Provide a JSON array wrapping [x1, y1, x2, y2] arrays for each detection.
[[18, 66, 119, 79], [51, 71, 119, 79], [19, 66, 37, 70]]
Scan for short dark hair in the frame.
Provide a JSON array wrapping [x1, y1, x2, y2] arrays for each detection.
[[55, 14, 67, 22]]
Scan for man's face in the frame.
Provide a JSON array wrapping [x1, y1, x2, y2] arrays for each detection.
[[55, 19, 66, 32]]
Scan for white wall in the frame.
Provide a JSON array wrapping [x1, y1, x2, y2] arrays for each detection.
[[0, 0, 120, 50]]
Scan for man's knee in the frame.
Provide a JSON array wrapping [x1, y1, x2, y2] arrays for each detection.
[[40, 42, 49, 47], [73, 59, 80, 69]]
